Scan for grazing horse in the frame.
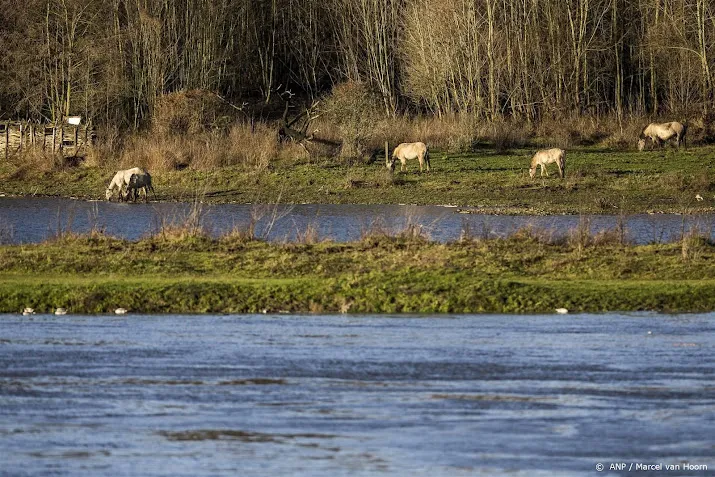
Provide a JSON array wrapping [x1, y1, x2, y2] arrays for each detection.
[[529, 148, 565, 179], [125, 171, 155, 202], [387, 142, 430, 173], [105, 167, 145, 201], [637, 121, 687, 151]]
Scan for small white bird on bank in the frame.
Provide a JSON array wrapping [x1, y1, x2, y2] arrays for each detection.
[[696, 194, 704, 201], [114, 308, 128, 315], [555, 308, 569, 314], [22, 307, 35, 316], [54, 308, 67, 315]]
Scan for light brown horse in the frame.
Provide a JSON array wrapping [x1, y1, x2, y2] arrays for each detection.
[[637, 121, 687, 151], [105, 167, 144, 201], [529, 148, 565, 179], [387, 142, 430, 173]]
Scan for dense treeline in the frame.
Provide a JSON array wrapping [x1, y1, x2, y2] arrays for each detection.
[[1, 0, 714, 129]]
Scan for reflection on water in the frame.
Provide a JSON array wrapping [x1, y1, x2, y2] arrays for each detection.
[[1, 197, 715, 244], [0, 313, 713, 476]]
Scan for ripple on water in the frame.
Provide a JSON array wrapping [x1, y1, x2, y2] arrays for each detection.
[[0, 313, 713, 476]]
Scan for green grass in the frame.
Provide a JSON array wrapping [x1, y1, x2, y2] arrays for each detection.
[[2, 145, 715, 214], [3, 233, 715, 314]]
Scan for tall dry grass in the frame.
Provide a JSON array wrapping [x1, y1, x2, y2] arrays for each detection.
[[111, 90, 281, 173], [117, 122, 279, 173], [681, 228, 708, 262], [314, 85, 664, 156], [91, 87, 715, 175], [225, 123, 278, 171], [7, 150, 55, 181], [0, 219, 14, 245], [9, 84, 709, 181], [152, 198, 210, 241], [107, 109, 705, 173]]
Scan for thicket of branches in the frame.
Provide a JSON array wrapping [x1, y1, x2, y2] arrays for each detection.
[[1, 0, 714, 129]]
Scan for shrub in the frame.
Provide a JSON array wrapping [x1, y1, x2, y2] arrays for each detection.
[[152, 89, 230, 136], [321, 81, 385, 160]]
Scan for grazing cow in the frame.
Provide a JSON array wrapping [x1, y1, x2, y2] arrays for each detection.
[[637, 121, 687, 151], [529, 148, 566, 179], [387, 142, 430, 173]]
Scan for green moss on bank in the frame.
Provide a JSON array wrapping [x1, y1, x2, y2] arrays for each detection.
[[2, 233, 715, 314]]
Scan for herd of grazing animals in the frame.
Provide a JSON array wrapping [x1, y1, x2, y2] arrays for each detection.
[[103, 121, 688, 201], [525, 120, 687, 180]]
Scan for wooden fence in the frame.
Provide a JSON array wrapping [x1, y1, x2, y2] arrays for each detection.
[[0, 120, 95, 159]]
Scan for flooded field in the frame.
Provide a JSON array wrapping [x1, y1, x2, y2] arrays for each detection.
[[1, 313, 713, 476], [1, 197, 715, 244]]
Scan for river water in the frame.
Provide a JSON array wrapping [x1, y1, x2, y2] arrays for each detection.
[[1, 313, 713, 476], [1, 197, 715, 244]]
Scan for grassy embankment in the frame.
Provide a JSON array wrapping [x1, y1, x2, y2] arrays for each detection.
[[2, 228, 715, 314], [2, 144, 715, 215]]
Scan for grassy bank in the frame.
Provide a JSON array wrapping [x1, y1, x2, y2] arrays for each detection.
[[2, 230, 715, 314], [2, 144, 715, 215]]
